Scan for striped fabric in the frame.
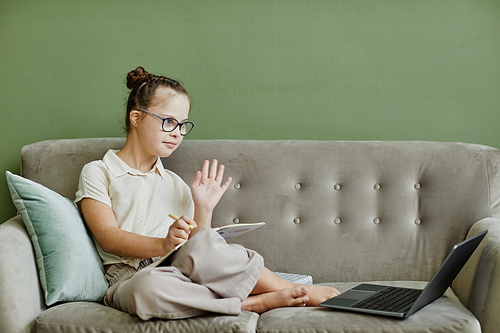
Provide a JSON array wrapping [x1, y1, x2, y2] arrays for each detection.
[[273, 272, 313, 285]]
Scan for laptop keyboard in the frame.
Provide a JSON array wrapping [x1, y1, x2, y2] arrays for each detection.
[[352, 287, 423, 312]]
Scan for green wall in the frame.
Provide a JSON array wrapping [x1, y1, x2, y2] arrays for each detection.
[[1, 0, 500, 223]]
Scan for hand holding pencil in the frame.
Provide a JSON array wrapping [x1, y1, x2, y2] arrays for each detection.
[[162, 213, 196, 255], [169, 213, 195, 230]]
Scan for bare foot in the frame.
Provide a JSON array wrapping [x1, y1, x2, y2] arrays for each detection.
[[242, 286, 309, 313], [302, 285, 340, 306]]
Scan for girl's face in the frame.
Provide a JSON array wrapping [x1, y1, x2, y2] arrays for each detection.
[[135, 87, 191, 158]]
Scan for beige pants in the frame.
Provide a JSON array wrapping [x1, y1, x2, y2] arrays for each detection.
[[104, 228, 264, 320]]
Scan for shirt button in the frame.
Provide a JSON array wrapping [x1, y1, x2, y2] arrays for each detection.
[[139, 217, 144, 221]]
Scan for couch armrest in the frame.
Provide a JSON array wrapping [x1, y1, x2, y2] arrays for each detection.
[[452, 217, 500, 333], [0, 216, 45, 333]]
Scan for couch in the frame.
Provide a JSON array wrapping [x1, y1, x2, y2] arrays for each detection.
[[2, 138, 500, 333]]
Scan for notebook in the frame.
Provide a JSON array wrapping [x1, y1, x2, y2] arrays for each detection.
[[320, 230, 487, 318]]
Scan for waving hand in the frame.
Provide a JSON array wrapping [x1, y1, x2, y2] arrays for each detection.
[[190, 159, 232, 222]]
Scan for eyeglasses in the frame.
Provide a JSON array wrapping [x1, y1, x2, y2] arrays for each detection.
[[137, 108, 195, 136]]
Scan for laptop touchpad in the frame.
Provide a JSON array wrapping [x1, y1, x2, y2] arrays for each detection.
[[341, 290, 375, 300], [325, 290, 376, 307]]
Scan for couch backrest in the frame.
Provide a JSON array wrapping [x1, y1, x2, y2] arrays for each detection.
[[21, 138, 500, 283]]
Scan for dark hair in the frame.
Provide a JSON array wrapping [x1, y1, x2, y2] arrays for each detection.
[[125, 66, 190, 132]]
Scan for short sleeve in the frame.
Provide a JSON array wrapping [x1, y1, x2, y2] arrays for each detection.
[[74, 161, 112, 208]]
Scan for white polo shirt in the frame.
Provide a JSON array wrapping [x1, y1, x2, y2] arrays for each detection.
[[75, 150, 195, 268]]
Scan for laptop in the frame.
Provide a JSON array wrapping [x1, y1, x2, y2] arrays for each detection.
[[320, 230, 487, 318]]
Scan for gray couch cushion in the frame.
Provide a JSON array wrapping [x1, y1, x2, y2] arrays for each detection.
[[0, 217, 45, 333], [257, 282, 480, 333], [160, 140, 497, 284], [36, 302, 259, 333], [35, 282, 479, 333]]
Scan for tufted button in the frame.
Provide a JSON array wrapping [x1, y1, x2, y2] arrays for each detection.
[[293, 217, 301, 224], [414, 218, 421, 225], [294, 183, 301, 190], [373, 183, 381, 190], [334, 218, 341, 224], [373, 217, 380, 224], [234, 183, 241, 189], [334, 184, 341, 191], [233, 217, 240, 224], [414, 183, 421, 190]]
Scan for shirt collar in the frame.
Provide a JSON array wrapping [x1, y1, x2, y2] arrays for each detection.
[[103, 150, 167, 179]]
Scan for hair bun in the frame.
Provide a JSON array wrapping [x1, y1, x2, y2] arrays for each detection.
[[126, 66, 150, 89]]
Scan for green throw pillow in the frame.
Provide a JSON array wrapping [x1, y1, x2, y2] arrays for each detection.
[[6, 171, 108, 306]]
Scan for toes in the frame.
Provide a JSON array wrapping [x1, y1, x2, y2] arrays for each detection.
[[289, 287, 309, 307], [293, 286, 308, 297]]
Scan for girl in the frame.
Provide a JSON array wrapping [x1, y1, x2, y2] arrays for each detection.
[[75, 66, 339, 320]]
